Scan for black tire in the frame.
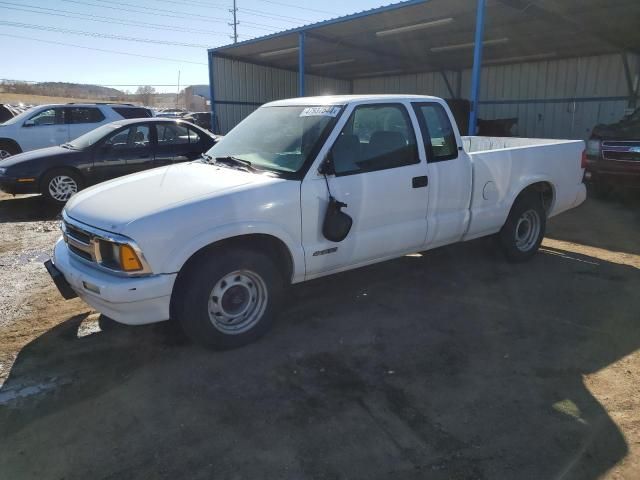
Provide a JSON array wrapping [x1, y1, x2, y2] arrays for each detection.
[[41, 168, 83, 205], [173, 248, 284, 349], [0, 141, 20, 160], [498, 192, 546, 263]]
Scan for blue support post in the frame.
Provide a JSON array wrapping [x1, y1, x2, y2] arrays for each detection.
[[298, 31, 305, 97], [468, 0, 486, 135], [208, 51, 217, 134]]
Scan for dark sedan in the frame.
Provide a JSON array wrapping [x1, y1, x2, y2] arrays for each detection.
[[0, 118, 217, 204]]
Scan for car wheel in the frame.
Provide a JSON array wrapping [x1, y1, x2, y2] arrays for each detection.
[[173, 248, 284, 349], [41, 169, 83, 205], [0, 142, 19, 160], [498, 192, 546, 263]]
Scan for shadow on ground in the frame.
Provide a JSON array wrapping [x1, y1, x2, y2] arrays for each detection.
[[0, 194, 61, 223], [1, 237, 638, 480], [547, 192, 640, 256]]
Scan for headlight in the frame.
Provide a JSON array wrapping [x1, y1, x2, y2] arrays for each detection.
[[0, 167, 7, 176], [97, 239, 145, 272], [586, 139, 601, 157]]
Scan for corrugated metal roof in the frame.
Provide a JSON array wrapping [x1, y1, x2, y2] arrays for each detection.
[[210, 0, 640, 79]]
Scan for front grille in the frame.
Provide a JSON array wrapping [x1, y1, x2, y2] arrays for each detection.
[[61, 214, 152, 276], [602, 141, 640, 162], [63, 219, 98, 263], [68, 243, 93, 261]]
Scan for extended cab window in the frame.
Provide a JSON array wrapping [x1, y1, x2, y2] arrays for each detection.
[[68, 107, 105, 124], [26, 108, 64, 126], [413, 103, 458, 161], [330, 104, 418, 175]]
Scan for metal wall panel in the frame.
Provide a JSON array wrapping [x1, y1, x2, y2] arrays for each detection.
[[212, 53, 639, 137], [212, 56, 351, 133], [353, 71, 457, 98], [355, 53, 639, 139]]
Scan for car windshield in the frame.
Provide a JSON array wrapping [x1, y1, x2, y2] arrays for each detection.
[[67, 124, 122, 149], [205, 105, 343, 174]]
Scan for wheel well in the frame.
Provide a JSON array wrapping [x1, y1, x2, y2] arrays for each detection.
[[170, 234, 294, 321], [0, 138, 22, 153], [178, 234, 294, 283], [515, 182, 554, 215], [39, 167, 85, 192]]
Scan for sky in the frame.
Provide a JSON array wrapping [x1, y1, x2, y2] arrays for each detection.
[[0, 0, 395, 93]]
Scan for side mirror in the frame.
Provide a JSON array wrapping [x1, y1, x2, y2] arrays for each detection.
[[318, 153, 335, 176], [23, 120, 35, 128], [100, 143, 113, 152]]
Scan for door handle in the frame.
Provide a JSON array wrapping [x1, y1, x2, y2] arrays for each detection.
[[412, 176, 429, 188]]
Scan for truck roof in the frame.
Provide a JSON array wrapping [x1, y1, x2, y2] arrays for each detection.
[[265, 94, 443, 107]]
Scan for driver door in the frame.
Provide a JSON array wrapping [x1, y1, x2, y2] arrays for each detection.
[[93, 124, 152, 182], [301, 103, 429, 277], [21, 107, 69, 151]]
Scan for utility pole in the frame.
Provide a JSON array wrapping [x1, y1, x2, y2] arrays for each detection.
[[176, 70, 181, 109], [230, 0, 238, 43]]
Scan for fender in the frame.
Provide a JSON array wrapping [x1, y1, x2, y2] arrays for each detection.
[[506, 175, 556, 215], [162, 221, 306, 283]]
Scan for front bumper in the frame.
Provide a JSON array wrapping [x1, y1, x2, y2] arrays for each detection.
[[50, 238, 177, 325], [0, 177, 39, 195]]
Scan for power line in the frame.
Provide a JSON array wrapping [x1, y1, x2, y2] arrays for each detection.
[[0, 2, 232, 37], [148, 0, 314, 24], [90, 0, 230, 22], [254, 0, 339, 16], [0, 33, 209, 65], [90, 0, 286, 31], [239, 8, 311, 24], [0, 20, 213, 47], [60, 0, 281, 32]]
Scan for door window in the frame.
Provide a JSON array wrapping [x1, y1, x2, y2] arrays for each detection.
[[413, 103, 458, 161], [68, 107, 105, 124], [157, 123, 199, 145], [330, 104, 418, 175], [104, 125, 150, 150], [26, 108, 64, 126]]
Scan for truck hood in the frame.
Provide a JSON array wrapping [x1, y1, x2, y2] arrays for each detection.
[[65, 162, 282, 233]]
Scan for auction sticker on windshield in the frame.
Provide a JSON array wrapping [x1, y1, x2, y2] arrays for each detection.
[[299, 106, 341, 117]]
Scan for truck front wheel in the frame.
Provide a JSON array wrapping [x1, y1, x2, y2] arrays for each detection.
[[173, 248, 283, 349], [498, 193, 546, 262]]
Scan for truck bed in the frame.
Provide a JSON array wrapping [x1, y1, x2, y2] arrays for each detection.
[[461, 136, 586, 241]]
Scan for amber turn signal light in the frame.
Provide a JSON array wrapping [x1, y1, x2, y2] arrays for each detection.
[[119, 244, 143, 271]]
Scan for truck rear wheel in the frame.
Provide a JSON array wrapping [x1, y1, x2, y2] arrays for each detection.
[[173, 248, 283, 349], [498, 192, 546, 262]]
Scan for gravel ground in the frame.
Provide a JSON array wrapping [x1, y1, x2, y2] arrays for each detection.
[[0, 190, 638, 480]]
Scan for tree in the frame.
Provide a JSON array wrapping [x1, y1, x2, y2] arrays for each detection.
[[136, 85, 156, 106]]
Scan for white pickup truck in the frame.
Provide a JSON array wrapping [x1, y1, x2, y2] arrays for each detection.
[[46, 95, 587, 349]]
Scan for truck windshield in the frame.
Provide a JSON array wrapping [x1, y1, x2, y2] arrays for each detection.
[[205, 105, 343, 174]]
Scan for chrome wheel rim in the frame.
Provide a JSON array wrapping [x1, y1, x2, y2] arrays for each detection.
[[515, 209, 541, 252], [48, 175, 78, 202], [0, 149, 11, 160], [208, 270, 268, 335]]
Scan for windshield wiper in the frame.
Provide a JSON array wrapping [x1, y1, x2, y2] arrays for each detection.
[[213, 156, 257, 172], [61, 143, 78, 150]]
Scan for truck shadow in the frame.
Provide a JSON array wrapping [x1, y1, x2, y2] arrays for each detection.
[[0, 194, 61, 223], [0, 240, 638, 480], [546, 195, 640, 256]]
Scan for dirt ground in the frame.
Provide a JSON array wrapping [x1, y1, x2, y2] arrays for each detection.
[[0, 190, 638, 480]]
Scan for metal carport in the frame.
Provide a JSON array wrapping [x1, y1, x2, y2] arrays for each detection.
[[208, 0, 640, 135]]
